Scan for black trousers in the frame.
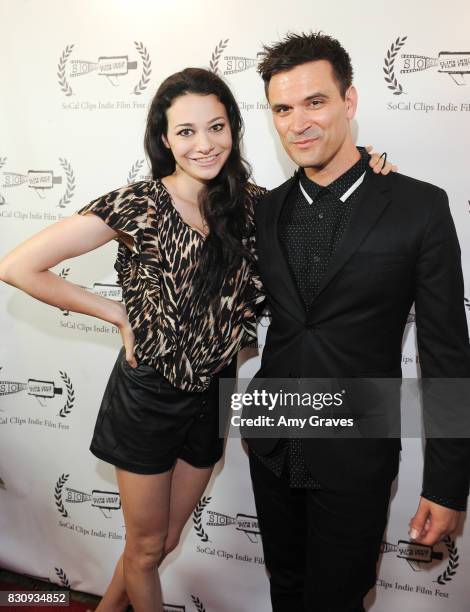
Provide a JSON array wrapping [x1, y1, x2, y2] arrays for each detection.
[[249, 450, 391, 612]]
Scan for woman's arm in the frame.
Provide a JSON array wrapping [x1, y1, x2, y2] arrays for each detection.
[[0, 213, 137, 365]]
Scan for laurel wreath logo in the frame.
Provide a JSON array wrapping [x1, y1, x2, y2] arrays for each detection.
[[210, 39, 229, 74], [57, 158, 75, 208], [0, 156, 7, 205], [54, 567, 71, 589], [191, 595, 206, 612], [58, 268, 71, 316], [58, 371, 75, 418], [434, 536, 459, 584], [383, 36, 407, 95], [127, 159, 146, 184], [465, 297, 470, 312], [55, 473, 70, 517], [57, 45, 75, 96], [132, 42, 152, 95], [193, 496, 212, 542]]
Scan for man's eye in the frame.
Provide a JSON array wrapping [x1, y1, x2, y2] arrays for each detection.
[[310, 100, 322, 107], [177, 129, 193, 136]]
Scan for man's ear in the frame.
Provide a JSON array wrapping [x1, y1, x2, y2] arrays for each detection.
[[345, 85, 358, 120], [162, 133, 170, 149]]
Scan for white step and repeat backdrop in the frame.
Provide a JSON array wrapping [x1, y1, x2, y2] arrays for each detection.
[[1, 1, 470, 610]]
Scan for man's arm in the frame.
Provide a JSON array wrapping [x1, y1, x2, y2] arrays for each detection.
[[409, 186, 470, 544]]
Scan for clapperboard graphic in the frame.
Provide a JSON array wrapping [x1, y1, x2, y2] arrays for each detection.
[[0, 169, 62, 198], [223, 54, 262, 75], [0, 374, 63, 407], [64, 487, 121, 518], [401, 51, 470, 85], [381, 540, 443, 571], [70, 55, 137, 86], [206, 510, 260, 543]]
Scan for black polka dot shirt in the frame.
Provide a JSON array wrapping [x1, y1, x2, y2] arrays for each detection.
[[256, 147, 369, 488], [253, 149, 468, 510]]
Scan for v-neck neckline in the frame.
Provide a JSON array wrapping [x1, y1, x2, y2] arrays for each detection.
[[158, 178, 208, 240]]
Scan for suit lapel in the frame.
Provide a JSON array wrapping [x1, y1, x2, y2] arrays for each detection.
[[308, 170, 392, 312], [260, 176, 306, 323]]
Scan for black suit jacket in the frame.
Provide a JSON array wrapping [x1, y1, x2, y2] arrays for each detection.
[[245, 168, 470, 498]]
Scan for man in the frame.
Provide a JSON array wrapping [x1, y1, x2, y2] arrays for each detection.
[[245, 32, 470, 611]]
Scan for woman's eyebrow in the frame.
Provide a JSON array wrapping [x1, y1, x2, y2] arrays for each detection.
[[175, 116, 225, 128]]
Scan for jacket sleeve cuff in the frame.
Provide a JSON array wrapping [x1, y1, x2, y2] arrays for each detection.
[[421, 490, 468, 512]]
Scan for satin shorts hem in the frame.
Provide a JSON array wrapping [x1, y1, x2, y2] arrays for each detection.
[[90, 443, 222, 475]]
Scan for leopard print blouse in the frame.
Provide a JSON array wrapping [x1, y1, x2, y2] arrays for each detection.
[[78, 179, 266, 391]]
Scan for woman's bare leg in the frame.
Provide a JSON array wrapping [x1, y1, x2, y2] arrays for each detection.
[[95, 459, 216, 611], [95, 553, 128, 612], [163, 459, 215, 557], [118, 467, 173, 612]]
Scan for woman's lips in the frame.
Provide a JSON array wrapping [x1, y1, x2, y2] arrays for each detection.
[[190, 152, 221, 166]]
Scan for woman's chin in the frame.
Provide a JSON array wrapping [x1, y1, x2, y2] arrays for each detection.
[[186, 163, 225, 182]]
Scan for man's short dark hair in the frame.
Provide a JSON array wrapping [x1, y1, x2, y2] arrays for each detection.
[[257, 31, 354, 99]]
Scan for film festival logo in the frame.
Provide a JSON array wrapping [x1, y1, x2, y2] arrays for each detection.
[[58, 268, 122, 318], [17, 568, 70, 590], [54, 568, 71, 590], [381, 537, 459, 585], [0, 158, 75, 209], [210, 39, 262, 77], [163, 597, 206, 612], [127, 159, 152, 184], [383, 35, 470, 96], [54, 474, 120, 519], [0, 367, 74, 419], [193, 496, 260, 544], [57, 42, 151, 97]]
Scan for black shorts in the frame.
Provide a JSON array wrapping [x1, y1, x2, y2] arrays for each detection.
[[90, 348, 236, 474]]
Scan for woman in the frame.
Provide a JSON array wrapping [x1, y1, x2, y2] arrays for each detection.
[[0, 68, 393, 612]]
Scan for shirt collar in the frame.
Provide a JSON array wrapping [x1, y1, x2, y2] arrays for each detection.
[[298, 146, 369, 203]]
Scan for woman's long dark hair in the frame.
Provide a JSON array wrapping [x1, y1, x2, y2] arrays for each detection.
[[144, 67, 252, 308]]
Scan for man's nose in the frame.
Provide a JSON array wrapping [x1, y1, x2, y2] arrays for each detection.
[[290, 109, 311, 135]]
